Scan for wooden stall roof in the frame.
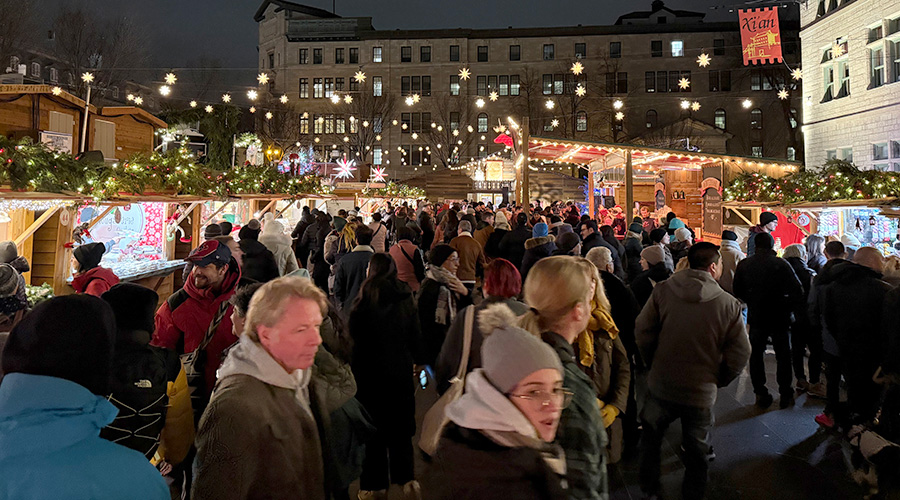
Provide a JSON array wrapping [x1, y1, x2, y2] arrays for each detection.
[[527, 136, 802, 173], [0, 85, 97, 113], [723, 198, 900, 211], [98, 106, 167, 129]]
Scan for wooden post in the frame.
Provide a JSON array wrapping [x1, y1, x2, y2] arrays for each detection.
[[521, 117, 530, 215], [588, 170, 595, 220], [86, 205, 115, 230], [14, 206, 61, 247], [9, 209, 34, 284], [625, 150, 634, 225]]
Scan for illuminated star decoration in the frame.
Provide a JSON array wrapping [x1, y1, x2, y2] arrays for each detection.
[[257, 73, 270, 85], [189, 100, 197, 108], [791, 68, 803, 80], [412, 93, 421, 104], [371, 166, 387, 183], [249, 106, 256, 113], [344, 95, 353, 104], [545, 99, 555, 110], [205, 105, 213, 113], [335, 158, 357, 179], [571, 61, 584, 75], [133, 96, 144, 105], [222, 94, 231, 103], [778, 89, 789, 100], [81, 72, 94, 83], [405, 96, 415, 106], [551, 119, 560, 128], [331, 95, 341, 104], [696, 53, 711, 67], [475, 97, 486, 108], [164, 72, 177, 85], [265, 111, 273, 120], [51, 86, 62, 96], [247, 89, 258, 100], [280, 94, 289, 104], [831, 42, 844, 58], [575, 85, 586, 97], [678, 78, 691, 90], [681, 100, 691, 109], [126, 94, 135, 101], [159, 85, 171, 96], [613, 99, 624, 110], [458, 67, 471, 80], [615, 111, 625, 121], [354, 71, 366, 83], [690, 101, 701, 112], [489, 91, 499, 102]]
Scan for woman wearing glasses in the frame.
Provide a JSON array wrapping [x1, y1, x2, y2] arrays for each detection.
[[423, 312, 569, 499]]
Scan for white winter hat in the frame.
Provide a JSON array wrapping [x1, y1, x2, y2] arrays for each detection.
[[263, 219, 284, 234], [674, 227, 692, 243]]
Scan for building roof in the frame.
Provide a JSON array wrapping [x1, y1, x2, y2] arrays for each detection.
[[0, 84, 96, 113], [98, 107, 167, 129], [254, 0, 340, 22], [615, 0, 705, 25]]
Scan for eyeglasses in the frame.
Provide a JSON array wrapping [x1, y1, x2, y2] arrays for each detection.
[[509, 388, 574, 409]]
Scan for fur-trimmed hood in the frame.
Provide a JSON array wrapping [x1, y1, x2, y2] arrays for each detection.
[[478, 303, 521, 338], [524, 235, 555, 250]]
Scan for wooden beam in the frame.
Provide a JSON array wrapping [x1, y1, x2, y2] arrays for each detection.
[[625, 150, 634, 225], [201, 200, 233, 227], [166, 201, 201, 238], [86, 206, 115, 230], [256, 199, 278, 218], [521, 117, 530, 215], [14, 206, 61, 247], [151, 276, 166, 292], [727, 207, 754, 226]]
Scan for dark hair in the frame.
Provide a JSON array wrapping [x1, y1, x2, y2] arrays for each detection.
[[583, 220, 598, 232], [649, 228, 667, 243], [754, 232, 775, 250], [688, 242, 721, 270], [483, 258, 522, 298], [599, 225, 614, 237], [442, 210, 459, 231], [353, 253, 398, 310], [337, 209, 348, 217], [516, 212, 528, 226], [397, 226, 416, 242], [481, 211, 494, 222], [429, 244, 457, 267], [218, 221, 233, 235], [230, 282, 264, 316], [580, 214, 590, 223], [355, 225, 374, 246], [372, 212, 382, 222], [824, 240, 846, 258], [666, 212, 677, 222]]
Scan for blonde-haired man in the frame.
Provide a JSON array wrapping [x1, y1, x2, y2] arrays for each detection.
[[192, 276, 330, 500]]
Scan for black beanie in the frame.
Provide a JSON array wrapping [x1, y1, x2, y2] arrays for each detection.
[[759, 212, 778, 226], [430, 244, 457, 267], [102, 283, 159, 335], [73, 242, 106, 271], [2, 295, 116, 395], [649, 228, 667, 243], [754, 231, 775, 250], [722, 230, 739, 241], [238, 224, 260, 241]]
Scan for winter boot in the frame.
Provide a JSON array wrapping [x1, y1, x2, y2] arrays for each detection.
[[401, 480, 422, 500]]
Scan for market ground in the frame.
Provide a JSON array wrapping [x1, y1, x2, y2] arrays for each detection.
[[356, 349, 888, 500]]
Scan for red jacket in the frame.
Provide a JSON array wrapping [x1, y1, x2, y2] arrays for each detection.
[[72, 267, 120, 297], [152, 265, 240, 394]]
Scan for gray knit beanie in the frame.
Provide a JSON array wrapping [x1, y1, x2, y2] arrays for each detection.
[[0, 241, 17, 264], [0, 264, 18, 297], [481, 325, 563, 393]]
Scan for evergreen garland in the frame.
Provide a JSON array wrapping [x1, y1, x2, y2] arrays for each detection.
[[363, 181, 426, 199]]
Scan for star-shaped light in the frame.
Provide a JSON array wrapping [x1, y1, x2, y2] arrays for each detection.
[[257, 73, 270, 85], [551, 119, 560, 128], [696, 53, 711, 67], [362, 120, 369, 127], [489, 91, 499, 102], [458, 68, 471, 80], [412, 93, 421, 104], [335, 158, 356, 179], [371, 166, 387, 182], [51, 86, 62, 96], [777, 89, 789, 100], [678, 78, 691, 90], [126, 93, 135, 101], [164, 73, 177, 85], [690, 101, 701, 112], [247, 89, 258, 100], [159, 85, 171, 96], [613, 99, 624, 110], [133, 96, 144, 105], [205, 105, 214, 113], [575, 85, 586, 97], [452, 129, 459, 137], [344, 95, 353, 104], [411, 132, 419, 140], [791, 68, 803, 80], [571, 61, 584, 75], [475, 97, 485, 108], [615, 111, 625, 121], [265, 111, 273, 120], [81, 72, 94, 83], [742, 98, 753, 109], [831, 42, 844, 58], [222, 94, 231, 103], [249, 106, 256, 113], [354, 71, 366, 83], [302, 111, 309, 118], [189, 100, 197, 108], [680, 100, 691, 109], [545, 99, 555, 110], [279, 94, 289, 104], [375, 134, 382, 141], [405, 96, 415, 106]]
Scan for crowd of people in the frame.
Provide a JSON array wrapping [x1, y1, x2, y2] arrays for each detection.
[[1, 198, 899, 499]]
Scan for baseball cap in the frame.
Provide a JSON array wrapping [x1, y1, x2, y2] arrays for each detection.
[[185, 240, 232, 267]]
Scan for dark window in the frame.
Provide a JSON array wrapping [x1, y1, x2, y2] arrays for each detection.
[[422, 76, 431, 96], [510, 45, 521, 61], [610, 42, 621, 58], [268, 52, 275, 68], [335, 77, 344, 91], [299, 78, 308, 98], [542, 74, 552, 95], [349, 48, 359, 64], [349, 79, 359, 92], [651, 40, 663, 57], [680, 70, 691, 92], [450, 45, 460, 61], [421, 46, 431, 62], [543, 44, 555, 60], [401, 46, 412, 62], [606, 73, 615, 94], [656, 71, 668, 93], [299, 49, 308, 64], [401, 113, 411, 133], [450, 112, 460, 130], [713, 39, 725, 56], [477, 46, 488, 62], [617, 72, 628, 93], [668, 70, 680, 92], [709, 70, 720, 91], [335, 48, 344, 64], [646, 109, 658, 128], [477, 75, 487, 96], [575, 43, 586, 59], [401, 76, 411, 95], [313, 48, 322, 64], [751, 108, 763, 129], [488, 75, 498, 92], [720, 70, 731, 91], [657, 16, 667, 24], [411, 76, 421, 95], [645, 71, 656, 92], [751, 71, 762, 90]]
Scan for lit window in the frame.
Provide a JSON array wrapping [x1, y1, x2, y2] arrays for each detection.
[[671, 40, 684, 57], [576, 111, 587, 132], [751, 146, 763, 157], [874, 142, 889, 160], [477, 113, 488, 133], [373, 76, 382, 96], [714, 109, 726, 129], [543, 44, 555, 60], [787, 147, 796, 161], [646, 109, 658, 129], [871, 47, 885, 88], [373, 47, 383, 63]]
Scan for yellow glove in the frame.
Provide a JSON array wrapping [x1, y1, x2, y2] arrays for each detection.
[[600, 404, 619, 428], [597, 399, 605, 410]]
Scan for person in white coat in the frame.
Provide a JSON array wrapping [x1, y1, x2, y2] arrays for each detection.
[[259, 217, 300, 276], [717, 230, 745, 296]]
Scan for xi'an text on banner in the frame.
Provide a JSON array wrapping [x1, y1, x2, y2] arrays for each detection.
[[738, 7, 783, 65]]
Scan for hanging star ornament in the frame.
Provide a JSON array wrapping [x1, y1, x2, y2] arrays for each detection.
[[222, 94, 231, 103], [265, 111, 273, 120], [354, 71, 366, 83], [164, 72, 177, 85], [412, 93, 421, 104], [678, 78, 691, 90], [344, 95, 353, 104], [249, 106, 256, 113], [690, 101, 701, 112], [257, 73, 270, 85], [791, 68, 803, 80], [280, 94, 289, 104], [405, 96, 415, 106], [571, 61, 584, 75], [696, 53, 711, 68], [335, 158, 357, 179], [371, 166, 387, 183], [189, 100, 197, 108], [51, 86, 62, 96], [247, 89, 258, 100], [458, 67, 471, 81], [575, 85, 586, 97], [205, 105, 214, 113], [133, 96, 144, 105], [489, 91, 499, 102], [778, 89, 790, 100], [81, 72, 94, 83], [126, 94, 135, 101], [545, 99, 555, 110], [551, 119, 560, 128], [831, 42, 844, 58], [615, 111, 625, 121]]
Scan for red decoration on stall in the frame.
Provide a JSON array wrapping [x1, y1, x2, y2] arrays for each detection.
[[494, 134, 514, 148], [738, 7, 783, 65]]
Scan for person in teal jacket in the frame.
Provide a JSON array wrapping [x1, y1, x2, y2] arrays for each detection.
[[0, 295, 168, 500]]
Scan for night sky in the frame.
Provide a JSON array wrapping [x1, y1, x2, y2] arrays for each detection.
[[38, 0, 742, 86]]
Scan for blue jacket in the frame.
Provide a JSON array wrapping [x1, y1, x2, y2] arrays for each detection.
[[0, 373, 168, 500]]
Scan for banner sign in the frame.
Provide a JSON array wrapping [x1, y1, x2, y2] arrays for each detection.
[[702, 165, 723, 237], [738, 7, 783, 65]]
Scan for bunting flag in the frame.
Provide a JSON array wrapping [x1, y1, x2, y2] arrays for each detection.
[[738, 7, 783, 65]]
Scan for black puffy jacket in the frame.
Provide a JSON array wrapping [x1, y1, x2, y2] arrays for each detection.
[[733, 248, 803, 328], [238, 238, 280, 283]]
